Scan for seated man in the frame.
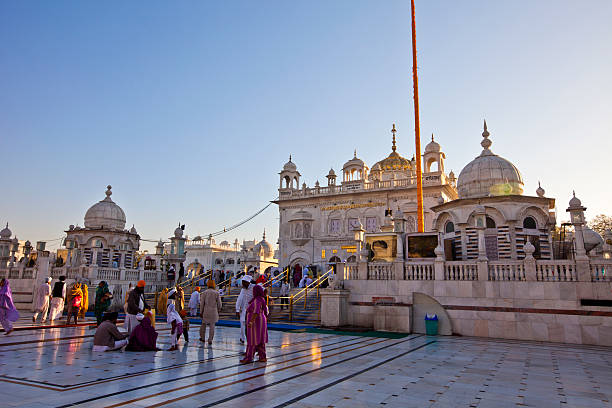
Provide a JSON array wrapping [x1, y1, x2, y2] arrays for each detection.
[[126, 313, 159, 351], [93, 312, 128, 352]]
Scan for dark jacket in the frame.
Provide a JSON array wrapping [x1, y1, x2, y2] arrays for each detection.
[[126, 288, 150, 315]]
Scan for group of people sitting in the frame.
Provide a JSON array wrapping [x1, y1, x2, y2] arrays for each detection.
[[93, 310, 159, 352]]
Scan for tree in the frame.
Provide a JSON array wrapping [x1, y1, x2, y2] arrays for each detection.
[[588, 214, 612, 236]]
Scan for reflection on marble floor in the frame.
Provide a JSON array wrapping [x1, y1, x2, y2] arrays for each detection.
[[1, 316, 611, 408]]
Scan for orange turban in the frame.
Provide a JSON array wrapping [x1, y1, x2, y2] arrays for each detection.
[[195, 286, 201, 292], [136, 280, 146, 288]]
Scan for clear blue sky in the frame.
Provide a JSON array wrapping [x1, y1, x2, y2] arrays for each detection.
[[1, 1, 611, 252]]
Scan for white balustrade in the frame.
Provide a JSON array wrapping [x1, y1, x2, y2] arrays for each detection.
[[8, 269, 20, 279], [405, 262, 434, 280], [51, 267, 64, 278], [535, 261, 576, 282], [444, 261, 478, 281], [98, 268, 121, 281], [126, 270, 140, 281], [22, 268, 34, 279], [345, 263, 359, 280], [144, 271, 157, 281], [590, 262, 612, 282], [488, 261, 525, 281], [367, 262, 393, 280]]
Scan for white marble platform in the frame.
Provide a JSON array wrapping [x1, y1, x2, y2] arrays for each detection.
[[0, 314, 611, 407]]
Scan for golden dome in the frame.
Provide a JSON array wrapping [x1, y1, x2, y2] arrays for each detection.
[[372, 124, 412, 171]]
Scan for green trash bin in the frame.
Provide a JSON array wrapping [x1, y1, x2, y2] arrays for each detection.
[[425, 314, 438, 335]]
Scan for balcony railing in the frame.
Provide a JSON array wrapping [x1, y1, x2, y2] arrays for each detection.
[[535, 261, 576, 282]]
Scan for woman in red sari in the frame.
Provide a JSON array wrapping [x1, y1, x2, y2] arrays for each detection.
[[240, 284, 269, 363]]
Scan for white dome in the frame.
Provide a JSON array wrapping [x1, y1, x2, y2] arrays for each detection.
[[569, 192, 582, 208], [457, 121, 524, 199], [343, 150, 365, 170], [254, 230, 273, 257], [84, 186, 126, 230], [174, 226, 183, 238], [583, 227, 604, 252], [0, 223, 11, 239], [283, 155, 297, 171], [424, 134, 440, 153], [130, 225, 137, 234]]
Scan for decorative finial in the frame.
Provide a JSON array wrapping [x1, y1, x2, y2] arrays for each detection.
[[263, 229, 266, 240], [481, 119, 492, 150], [289, 154, 292, 162], [105, 185, 112, 198], [536, 181, 545, 198], [354, 149, 357, 158], [391, 123, 397, 152], [573, 190, 576, 197], [431, 133, 434, 142]]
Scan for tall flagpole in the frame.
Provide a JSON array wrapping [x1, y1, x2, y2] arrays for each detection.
[[410, 0, 425, 233]]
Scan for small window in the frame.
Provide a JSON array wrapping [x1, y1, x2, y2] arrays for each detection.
[[486, 216, 496, 229], [523, 216, 537, 229], [444, 221, 455, 233]]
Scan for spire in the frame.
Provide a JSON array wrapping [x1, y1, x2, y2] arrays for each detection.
[[104, 185, 113, 201], [354, 149, 357, 158], [263, 229, 266, 240], [480, 119, 492, 151], [289, 154, 292, 162], [391, 123, 397, 152], [431, 133, 434, 142]]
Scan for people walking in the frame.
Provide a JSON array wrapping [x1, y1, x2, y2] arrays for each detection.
[[94, 281, 112, 326], [66, 283, 83, 325], [0, 279, 19, 335], [199, 279, 222, 345], [240, 284, 269, 363], [48, 276, 67, 322], [235, 275, 253, 344], [93, 312, 128, 352], [188, 286, 200, 316], [125, 280, 149, 334], [33, 277, 52, 323]]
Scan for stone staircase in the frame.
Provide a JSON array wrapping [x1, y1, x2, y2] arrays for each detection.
[[185, 286, 321, 325]]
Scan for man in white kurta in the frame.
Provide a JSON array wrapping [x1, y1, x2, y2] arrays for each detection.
[[188, 288, 200, 316], [33, 277, 52, 323], [235, 275, 253, 344]]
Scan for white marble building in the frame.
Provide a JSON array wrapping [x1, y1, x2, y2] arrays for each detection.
[[274, 125, 457, 274]]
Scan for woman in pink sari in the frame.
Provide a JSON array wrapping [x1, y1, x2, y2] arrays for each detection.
[[240, 284, 269, 363], [0, 279, 19, 335]]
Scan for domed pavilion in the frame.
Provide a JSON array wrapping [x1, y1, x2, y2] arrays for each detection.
[[432, 121, 556, 261], [63, 185, 141, 269]]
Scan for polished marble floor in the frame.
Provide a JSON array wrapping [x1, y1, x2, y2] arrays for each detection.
[[1, 315, 611, 408]]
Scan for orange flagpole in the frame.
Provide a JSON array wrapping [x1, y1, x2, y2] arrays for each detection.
[[410, 0, 425, 232]]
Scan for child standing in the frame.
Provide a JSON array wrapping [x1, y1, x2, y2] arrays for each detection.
[[166, 289, 183, 351], [66, 284, 83, 325], [179, 309, 190, 342]]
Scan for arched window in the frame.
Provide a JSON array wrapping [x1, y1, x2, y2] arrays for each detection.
[[215, 258, 223, 265], [486, 216, 496, 229], [523, 216, 537, 229], [346, 255, 356, 263], [444, 221, 455, 233]]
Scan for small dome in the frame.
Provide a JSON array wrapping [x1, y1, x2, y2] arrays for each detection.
[[84, 186, 127, 230], [283, 155, 297, 171], [569, 191, 582, 208], [174, 226, 183, 238], [583, 227, 604, 252], [254, 230, 273, 257], [327, 168, 336, 177], [457, 121, 524, 199], [130, 225, 137, 234], [11, 237, 18, 244], [0, 223, 11, 239], [343, 150, 365, 170], [425, 134, 440, 153]]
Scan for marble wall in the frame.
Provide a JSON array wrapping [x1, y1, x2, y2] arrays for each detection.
[[338, 280, 612, 346]]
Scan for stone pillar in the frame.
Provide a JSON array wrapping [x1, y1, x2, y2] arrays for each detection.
[[434, 235, 445, 280], [393, 260, 404, 280], [357, 260, 368, 280], [523, 240, 537, 281], [320, 289, 350, 327], [508, 221, 518, 260]]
